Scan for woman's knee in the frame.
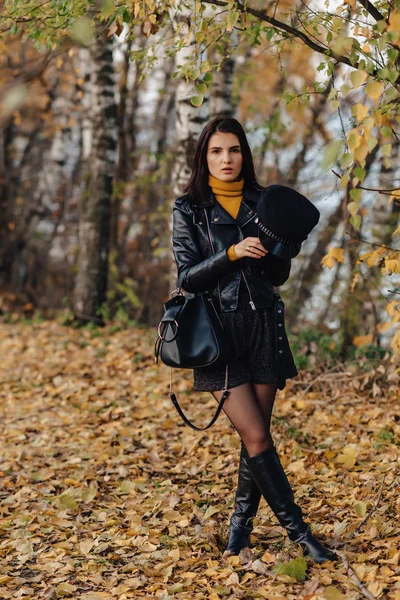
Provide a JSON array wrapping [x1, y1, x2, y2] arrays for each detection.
[[243, 431, 273, 457]]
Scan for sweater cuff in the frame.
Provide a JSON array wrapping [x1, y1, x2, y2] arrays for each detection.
[[227, 244, 239, 262]]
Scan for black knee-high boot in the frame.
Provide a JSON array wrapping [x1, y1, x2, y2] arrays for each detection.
[[225, 443, 261, 554], [246, 447, 337, 563]]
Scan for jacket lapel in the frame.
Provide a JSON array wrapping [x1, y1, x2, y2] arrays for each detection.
[[236, 187, 260, 227], [196, 186, 261, 227]]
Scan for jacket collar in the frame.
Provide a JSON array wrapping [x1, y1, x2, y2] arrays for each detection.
[[200, 186, 261, 227]]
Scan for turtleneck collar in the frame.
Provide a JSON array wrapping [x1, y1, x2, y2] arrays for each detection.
[[208, 174, 244, 219], [208, 174, 244, 195]]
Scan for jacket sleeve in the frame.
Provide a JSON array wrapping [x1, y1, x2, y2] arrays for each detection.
[[172, 203, 237, 294], [261, 253, 291, 287]]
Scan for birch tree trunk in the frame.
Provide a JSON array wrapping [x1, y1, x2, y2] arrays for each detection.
[[171, 83, 208, 198], [169, 21, 208, 290], [171, 15, 208, 199], [73, 23, 117, 322], [209, 33, 238, 118]]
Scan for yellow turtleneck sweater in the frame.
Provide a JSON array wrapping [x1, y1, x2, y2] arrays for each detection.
[[208, 174, 243, 261]]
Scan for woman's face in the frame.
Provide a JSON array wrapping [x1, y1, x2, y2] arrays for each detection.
[[206, 132, 243, 182]]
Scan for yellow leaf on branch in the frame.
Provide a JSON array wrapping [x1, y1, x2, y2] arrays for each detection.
[[350, 71, 368, 88], [347, 201, 359, 217], [354, 143, 369, 163], [364, 248, 386, 267], [388, 12, 400, 34], [351, 103, 369, 121], [382, 259, 400, 275], [348, 129, 362, 152], [322, 246, 345, 269], [358, 250, 372, 264], [365, 81, 384, 101]]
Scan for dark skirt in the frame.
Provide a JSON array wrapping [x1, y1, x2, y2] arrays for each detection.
[[193, 287, 298, 392]]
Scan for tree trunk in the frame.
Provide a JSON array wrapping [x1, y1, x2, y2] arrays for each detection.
[[209, 33, 238, 118], [169, 24, 208, 291], [0, 118, 16, 286], [110, 35, 134, 256], [73, 22, 117, 323]]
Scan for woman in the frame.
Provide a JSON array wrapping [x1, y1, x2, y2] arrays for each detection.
[[172, 116, 336, 563]]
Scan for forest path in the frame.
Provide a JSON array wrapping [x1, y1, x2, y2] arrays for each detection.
[[0, 322, 398, 600]]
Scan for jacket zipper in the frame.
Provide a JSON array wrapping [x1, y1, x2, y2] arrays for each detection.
[[204, 208, 223, 310], [237, 225, 256, 311], [242, 270, 256, 310]]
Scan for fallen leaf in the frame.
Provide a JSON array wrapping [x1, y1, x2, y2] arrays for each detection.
[[56, 582, 77, 597], [276, 557, 307, 582], [324, 586, 346, 600]]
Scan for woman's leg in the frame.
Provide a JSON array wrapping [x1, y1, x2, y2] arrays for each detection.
[[212, 383, 272, 555], [212, 382, 273, 456], [243, 384, 337, 563], [214, 381, 336, 562], [252, 383, 278, 449]]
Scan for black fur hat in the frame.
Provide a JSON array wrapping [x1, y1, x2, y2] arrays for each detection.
[[255, 185, 320, 259]]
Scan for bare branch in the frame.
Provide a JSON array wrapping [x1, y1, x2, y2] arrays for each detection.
[[349, 475, 386, 539], [357, 0, 386, 23], [346, 230, 400, 252]]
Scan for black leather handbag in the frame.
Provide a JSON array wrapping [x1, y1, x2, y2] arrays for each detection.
[[154, 290, 231, 430], [156, 291, 231, 369]]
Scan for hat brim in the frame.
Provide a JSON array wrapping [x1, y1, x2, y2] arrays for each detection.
[[259, 231, 302, 259]]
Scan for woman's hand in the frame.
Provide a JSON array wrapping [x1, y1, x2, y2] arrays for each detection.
[[233, 237, 268, 259]]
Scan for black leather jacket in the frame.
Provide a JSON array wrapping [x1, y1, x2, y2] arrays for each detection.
[[172, 187, 291, 312]]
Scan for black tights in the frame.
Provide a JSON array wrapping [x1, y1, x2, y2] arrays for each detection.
[[212, 382, 277, 458]]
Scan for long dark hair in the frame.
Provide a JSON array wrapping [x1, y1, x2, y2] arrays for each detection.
[[184, 116, 262, 204]]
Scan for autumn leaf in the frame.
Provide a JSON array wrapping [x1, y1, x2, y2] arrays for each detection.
[[325, 586, 346, 600], [336, 445, 357, 468], [58, 494, 79, 511], [365, 81, 383, 101], [276, 557, 307, 582], [69, 17, 94, 45], [80, 539, 95, 554], [347, 201, 359, 217], [190, 94, 204, 107], [382, 259, 400, 275], [351, 103, 369, 121], [322, 246, 345, 269], [322, 140, 342, 169], [354, 501, 367, 517], [349, 70, 368, 88], [56, 582, 77, 597]]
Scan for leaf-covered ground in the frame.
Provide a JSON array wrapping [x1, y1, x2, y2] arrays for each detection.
[[0, 321, 399, 600]]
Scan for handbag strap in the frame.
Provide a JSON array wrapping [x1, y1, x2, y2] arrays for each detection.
[[169, 367, 230, 431]]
